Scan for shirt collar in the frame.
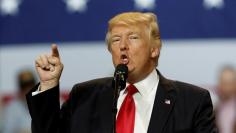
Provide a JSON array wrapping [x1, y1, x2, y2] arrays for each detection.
[[123, 69, 159, 97]]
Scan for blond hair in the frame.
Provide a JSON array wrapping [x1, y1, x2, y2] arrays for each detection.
[[106, 12, 162, 51]]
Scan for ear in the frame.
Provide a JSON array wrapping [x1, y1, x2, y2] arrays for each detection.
[[150, 47, 159, 58]]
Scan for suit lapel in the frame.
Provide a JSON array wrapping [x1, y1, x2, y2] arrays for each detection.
[[147, 71, 176, 133]]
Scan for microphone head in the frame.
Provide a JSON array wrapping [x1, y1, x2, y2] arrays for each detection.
[[116, 64, 128, 72], [114, 64, 128, 90], [115, 64, 128, 78]]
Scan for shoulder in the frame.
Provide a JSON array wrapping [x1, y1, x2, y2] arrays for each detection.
[[172, 80, 211, 104], [170, 80, 212, 110], [62, 77, 113, 111], [4, 100, 26, 118], [159, 72, 209, 99], [69, 77, 113, 98], [173, 80, 209, 96], [5, 100, 23, 110], [158, 70, 209, 98], [73, 77, 113, 91]]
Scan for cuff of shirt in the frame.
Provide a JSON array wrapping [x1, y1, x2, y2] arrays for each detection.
[[32, 85, 45, 96]]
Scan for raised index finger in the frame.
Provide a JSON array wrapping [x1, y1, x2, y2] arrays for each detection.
[[51, 44, 60, 58]]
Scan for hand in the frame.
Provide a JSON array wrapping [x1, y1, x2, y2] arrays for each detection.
[[35, 44, 64, 91]]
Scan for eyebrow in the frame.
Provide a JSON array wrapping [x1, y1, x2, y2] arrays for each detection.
[[111, 35, 121, 38]]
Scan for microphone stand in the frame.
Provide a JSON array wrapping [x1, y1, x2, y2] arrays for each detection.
[[112, 73, 122, 133]]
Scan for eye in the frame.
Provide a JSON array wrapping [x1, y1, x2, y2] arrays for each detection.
[[129, 35, 139, 40], [111, 37, 120, 43]]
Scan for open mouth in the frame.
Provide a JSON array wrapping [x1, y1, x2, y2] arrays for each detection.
[[120, 54, 129, 65]]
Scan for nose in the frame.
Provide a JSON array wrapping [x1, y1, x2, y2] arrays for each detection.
[[119, 38, 128, 51]]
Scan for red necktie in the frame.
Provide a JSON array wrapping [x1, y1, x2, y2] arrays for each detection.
[[116, 84, 138, 133]]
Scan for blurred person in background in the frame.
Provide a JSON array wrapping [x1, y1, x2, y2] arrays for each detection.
[[0, 95, 3, 132], [216, 66, 236, 133], [2, 69, 36, 133]]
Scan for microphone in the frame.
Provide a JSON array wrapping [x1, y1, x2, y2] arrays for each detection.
[[112, 64, 128, 133], [114, 64, 128, 91]]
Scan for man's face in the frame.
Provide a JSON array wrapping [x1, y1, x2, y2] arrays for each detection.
[[219, 69, 236, 99], [109, 24, 159, 83]]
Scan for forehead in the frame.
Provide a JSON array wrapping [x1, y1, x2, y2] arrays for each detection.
[[110, 24, 147, 36]]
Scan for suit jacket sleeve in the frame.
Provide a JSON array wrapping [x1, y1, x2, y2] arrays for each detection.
[[26, 84, 73, 133], [193, 90, 218, 133]]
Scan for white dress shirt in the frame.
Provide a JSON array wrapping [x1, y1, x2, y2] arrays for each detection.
[[117, 69, 159, 133]]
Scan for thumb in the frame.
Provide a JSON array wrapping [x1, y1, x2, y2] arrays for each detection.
[[51, 44, 60, 58]]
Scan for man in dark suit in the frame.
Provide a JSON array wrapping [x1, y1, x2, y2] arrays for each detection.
[[26, 12, 218, 133]]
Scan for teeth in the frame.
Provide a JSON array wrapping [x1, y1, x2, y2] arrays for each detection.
[[123, 58, 128, 62]]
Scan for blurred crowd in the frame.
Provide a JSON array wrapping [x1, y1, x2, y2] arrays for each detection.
[[0, 66, 235, 133]]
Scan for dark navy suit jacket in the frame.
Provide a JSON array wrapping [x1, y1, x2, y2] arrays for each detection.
[[26, 71, 218, 133]]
